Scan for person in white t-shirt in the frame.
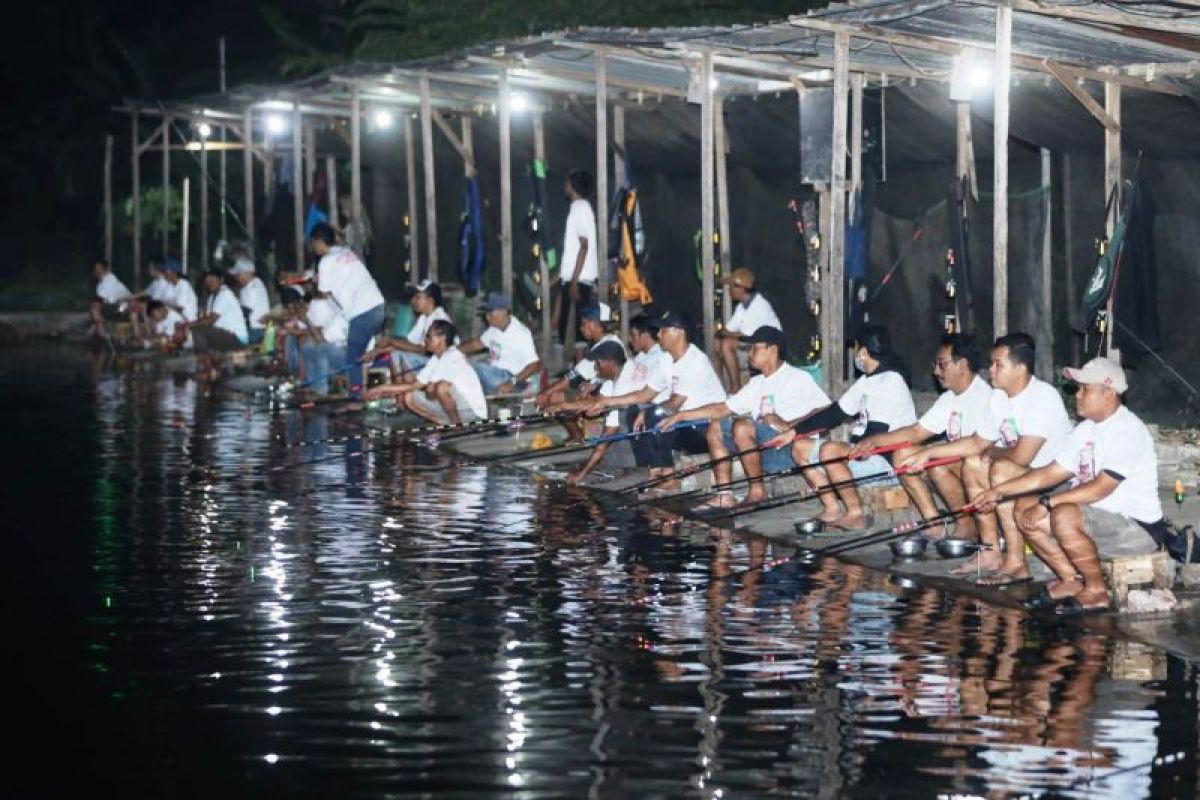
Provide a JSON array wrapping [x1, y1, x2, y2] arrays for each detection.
[[128, 258, 171, 339], [556, 169, 598, 349], [766, 324, 916, 530], [146, 300, 192, 351], [537, 301, 622, 442], [229, 257, 271, 344], [364, 280, 452, 378], [160, 260, 198, 322], [850, 333, 993, 540], [546, 340, 633, 485], [365, 320, 486, 424], [311, 222, 385, 404], [900, 332, 1073, 584], [661, 326, 829, 511], [88, 259, 132, 339], [459, 292, 543, 396], [714, 268, 783, 392], [972, 358, 1163, 616], [299, 294, 350, 396], [190, 270, 249, 380]]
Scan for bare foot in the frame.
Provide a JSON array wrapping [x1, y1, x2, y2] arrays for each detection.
[[950, 550, 1004, 576], [1045, 578, 1084, 600]]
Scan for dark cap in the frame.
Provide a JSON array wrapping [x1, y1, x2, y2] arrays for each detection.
[[478, 292, 511, 312], [740, 325, 786, 350], [579, 302, 613, 323], [587, 340, 626, 363], [657, 309, 688, 331], [854, 324, 891, 356], [163, 259, 183, 274]]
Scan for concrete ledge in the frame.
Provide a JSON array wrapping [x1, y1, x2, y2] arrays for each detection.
[[0, 311, 88, 338]]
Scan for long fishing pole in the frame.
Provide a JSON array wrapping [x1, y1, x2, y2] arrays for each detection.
[[619, 441, 913, 510], [480, 420, 709, 464], [417, 413, 559, 447], [620, 436, 792, 495], [1016, 751, 1187, 800]]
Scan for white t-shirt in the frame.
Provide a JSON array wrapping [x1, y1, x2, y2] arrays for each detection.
[[167, 278, 198, 322], [146, 276, 173, 302], [154, 308, 192, 349], [238, 277, 271, 330], [918, 375, 994, 442], [561, 198, 598, 285], [1053, 406, 1162, 523], [669, 344, 727, 412], [206, 285, 249, 344], [598, 360, 643, 427], [406, 307, 452, 346], [838, 369, 917, 439], [573, 334, 626, 384], [726, 363, 830, 422], [726, 292, 782, 335], [632, 344, 673, 404], [479, 317, 540, 376], [976, 377, 1072, 468], [317, 246, 385, 319], [417, 346, 488, 419], [96, 273, 131, 305], [306, 297, 348, 345]]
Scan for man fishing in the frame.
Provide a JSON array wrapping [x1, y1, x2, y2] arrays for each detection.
[[766, 325, 916, 530], [899, 333, 1072, 585], [658, 326, 829, 511], [460, 292, 543, 395], [363, 279, 452, 378], [537, 302, 624, 443], [546, 340, 633, 486], [972, 358, 1163, 615], [87, 259, 131, 340], [713, 268, 782, 391], [848, 333, 993, 540], [365, 320, 487, 425], [229, 255, 271, 345]]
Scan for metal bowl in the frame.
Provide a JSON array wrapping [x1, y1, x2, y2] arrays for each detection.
[[935, 538, 980, 559], [889, 537, 928, 559], [794, 518, 826, 536]]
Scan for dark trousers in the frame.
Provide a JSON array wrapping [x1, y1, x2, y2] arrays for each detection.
[[625, 405, 707, 469], [557, 281, 596, 343]]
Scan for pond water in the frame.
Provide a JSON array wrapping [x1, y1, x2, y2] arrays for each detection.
[[4, 345, 1196, 797]]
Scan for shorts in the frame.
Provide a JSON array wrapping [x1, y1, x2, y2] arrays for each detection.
[[1080, 505, 1159, 558], [719, 417, 795, 474], [192, 327, 243, 353], [96, 302, 126, 321], [806, 439, 898, 486], [408, 388, 481, 425]]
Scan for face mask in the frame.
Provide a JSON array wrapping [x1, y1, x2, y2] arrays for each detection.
[[854, 354, 867, 374]]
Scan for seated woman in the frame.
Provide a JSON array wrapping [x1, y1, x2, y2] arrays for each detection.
[[364, 320, 487, 425]]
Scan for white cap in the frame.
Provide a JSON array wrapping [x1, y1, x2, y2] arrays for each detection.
[[229, 257, 256, 276], [1063, 357, 1127, 393]]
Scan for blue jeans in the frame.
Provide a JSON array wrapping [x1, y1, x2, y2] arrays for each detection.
[[393, 351, 430, 377], [472, 361, 539, 395], [719, 417, 796, 474], [346, 304, 385, 398], [301, 341, 347, 395], [284, 335, 300, 375], [247, 327, 265, 345]]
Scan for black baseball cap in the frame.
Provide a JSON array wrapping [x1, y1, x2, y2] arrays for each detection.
[[586, 340, 626, 363], [740, 325, 785, 347], [657, 309, 687, 330]]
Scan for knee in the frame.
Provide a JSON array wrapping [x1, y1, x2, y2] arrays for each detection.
[[962, 455, 988, 483], [989, 457, 1022, 484], [820, 441, 846, 460], [1049, 502, 1083, 532], [731, 418, 756, 443]]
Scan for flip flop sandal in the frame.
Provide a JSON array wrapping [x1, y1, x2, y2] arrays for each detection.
[[826, 513, 874, 532], [1021, 590, 1060, 611], [691, 493, 736, 514], [1052, 596, 1109, 617], [974, 571, 1033, 588]]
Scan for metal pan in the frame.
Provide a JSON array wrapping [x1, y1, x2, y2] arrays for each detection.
[[794, 518, 826, 536], [889, 537, 928, 559], [935, 538, 980, 559]]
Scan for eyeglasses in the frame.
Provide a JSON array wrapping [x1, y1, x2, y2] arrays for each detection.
[[931, 358, 956, 371]]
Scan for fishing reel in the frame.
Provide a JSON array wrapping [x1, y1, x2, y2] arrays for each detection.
[[1095, 236, 1108, 256], [944, 249, 957, 299], [1095, 308, 1110, 335], [807, 333, 822, 361], [941, 313, 959, 335]]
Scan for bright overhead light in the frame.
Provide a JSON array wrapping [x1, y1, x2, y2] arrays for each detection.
[[509, 92, 530, 112], [265, 114, 287, 136], [372, 109, 394, 129], [709, 76, 720, 90], [197, 122, 213, 139], [256, 100, 293, 111]]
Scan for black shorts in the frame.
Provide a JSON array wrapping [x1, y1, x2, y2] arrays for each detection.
[[557, 281, 596, 342], [193, 327, 243, 353]]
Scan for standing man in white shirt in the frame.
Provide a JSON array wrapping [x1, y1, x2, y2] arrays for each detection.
[[364, 280, 452, 378], [557, 169, 599, 353], [88, 259, 131, 339], [366, 320, 487, 425], [849, 333, 993, 540], [229, 257, 271, 345], [310, 222, 386, 406], [660, 326, 830, 511], [714, 268, 783, 391], [900, 332, 1073, 585], [973, 358, 1164, 615], [459, 292, 543, 396]]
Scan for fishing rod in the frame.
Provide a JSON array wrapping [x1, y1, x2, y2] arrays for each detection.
[[279, 411, 553, 449], [620, 436, 790, 495], [416, 413, 560, 447], [619, 441, 913, 510], [1016, 751, 1187, 800], [480, 420, 709, 464]]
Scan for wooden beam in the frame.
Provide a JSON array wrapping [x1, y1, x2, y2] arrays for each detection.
[[533, 112, 553, 360], [104, 135, 113, 270], [162, 119, 171, 258], [850, 72, 863, 218], [1010, 0, 1200, 38], [200, 134, 209, 271], [714, 96, 733, 327], [242, 108, 254, 257], [292, 102, 304, 271], [1104, 76, 1122, 361], [614, 104, 630, 341], [700, 51, 717, 356], [325, 153, 338, 239], [431, 110, 476, 175], [955, 101, 979, 199], [1038, 147, 1053, 380], [499, 66, 513, 306], [1063, 152, 1079, 365], [993, 3, 1012, 338], [419, 75, 439, 280], [404, 112, 420, 279], [595, 49, 610, 306], [351, 87, 362, 224], [1043, 60, 1121, 131], [827, 31, 850, 396], [131, 111, 141, 284], [304, 119, 316, 198]]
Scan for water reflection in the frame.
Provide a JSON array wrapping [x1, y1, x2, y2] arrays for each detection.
[[9, 345, 1196, 797]]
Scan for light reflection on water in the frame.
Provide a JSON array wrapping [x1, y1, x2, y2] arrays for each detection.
[[4, 346, 1197, 797]]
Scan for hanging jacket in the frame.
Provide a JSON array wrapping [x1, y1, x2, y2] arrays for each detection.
[[458, 176, 486, 297]]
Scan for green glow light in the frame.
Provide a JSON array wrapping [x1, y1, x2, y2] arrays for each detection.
[[105, 596, 112, 608]]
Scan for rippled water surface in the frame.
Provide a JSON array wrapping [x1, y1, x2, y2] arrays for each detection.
[[5, 345, 1197, 797]]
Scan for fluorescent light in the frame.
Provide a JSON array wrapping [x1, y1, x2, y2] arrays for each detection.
[[265, 114, 287, 135], [509, 92, 530, 112], [197, 123, 212, 139], [372, 109, 394, 129]]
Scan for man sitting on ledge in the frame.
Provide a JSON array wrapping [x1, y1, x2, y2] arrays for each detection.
[[365, 320, 487, 425]]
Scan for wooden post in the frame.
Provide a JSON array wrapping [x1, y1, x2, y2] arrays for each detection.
[[817, 182, 832, 379], [304, 119, 315, 199], [200, 133, 209, 271], [595, 49, 610, 306], [850, 73, 863, 217], [1104, 77, 1122, 362], [161, 119, 170, 258], [499, 66, 514, 303], [104, 135, 113, 269], [325, 154, 338, 231], [1063, 153, 1079, 365], [292, 102, 304, 270], [992, 3, 1013, 338], [181, 177, 190, 275], [827, 32, 850, 397], [700, 51, 716, 356], [131, 111, 141, 285], [614, 104, 630, 340], [1037, 147, 1053, 380], [460, 115, 474, 175], [404, 112, 420, 278], [351, 86, 363, 225], [714, 97, 733, 329], [419, 75, 438, 279], [533, 111, 552, 359], [243, 108, 254, 255], [219, 37, 228, 246]]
